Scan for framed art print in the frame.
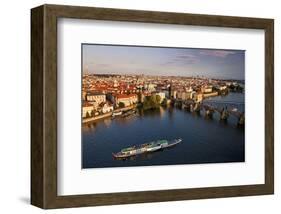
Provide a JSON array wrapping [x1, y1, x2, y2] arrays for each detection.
[[31, 4, 274, 209]]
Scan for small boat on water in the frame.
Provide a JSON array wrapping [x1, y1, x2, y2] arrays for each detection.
[[112, 111, 122, 117], [112, 138, 182, 158], [122, 110, 137, 118]]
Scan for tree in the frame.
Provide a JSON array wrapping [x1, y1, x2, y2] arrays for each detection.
[[161, 98, 167, 106], [119, 102, 125, 108], [155, 95, 161, 104], [143, 95, 160, 110], [86, 111, 90, 118]]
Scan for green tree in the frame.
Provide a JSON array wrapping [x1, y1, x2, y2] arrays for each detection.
[[161, 98, 167, 106], [143, 95, 160, 110], [119, 102, 125, 108], [155, 95, 161, 104]]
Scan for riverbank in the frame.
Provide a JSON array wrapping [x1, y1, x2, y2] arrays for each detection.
[[83, 112, 112, 124], [82, 104, 137, 124], [114, 104, 136, 112], [203, 91, 219, 98]]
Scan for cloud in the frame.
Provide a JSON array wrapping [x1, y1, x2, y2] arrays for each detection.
[[199, 50, 236, 58], [163, 53, 199, 66]]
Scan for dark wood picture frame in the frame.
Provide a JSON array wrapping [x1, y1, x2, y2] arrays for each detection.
[[31, 4, 274, 209]]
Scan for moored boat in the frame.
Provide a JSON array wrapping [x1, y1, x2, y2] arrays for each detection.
[[112, 111, 122, 117], [112, 138, 182, 159]]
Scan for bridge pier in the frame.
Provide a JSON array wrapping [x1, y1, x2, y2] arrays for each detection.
[[205, 109, 214, 118], [189, 104, 194, 112], [220, 107, 229, 121], [193, 103, 201, 114], [189, 103, 201, 114], [237, 113, 245, 126]]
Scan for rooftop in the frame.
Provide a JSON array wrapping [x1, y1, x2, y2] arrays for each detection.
[[115, 94, 137, 99]]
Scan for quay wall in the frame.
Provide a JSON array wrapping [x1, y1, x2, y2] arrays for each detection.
[[82, 112, 112, 124], [114, 104, 136, 112], [82, 105, 137, 124], [203, 92, 219, 98]]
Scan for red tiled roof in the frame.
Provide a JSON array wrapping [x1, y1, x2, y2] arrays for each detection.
[[82, 101, 92, 107], [115, 94, 137, 99]]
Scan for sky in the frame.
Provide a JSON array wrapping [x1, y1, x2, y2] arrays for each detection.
[[82, 44, 245, 80]]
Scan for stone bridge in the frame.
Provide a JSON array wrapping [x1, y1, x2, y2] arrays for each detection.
[[175, 99, 245, 126]]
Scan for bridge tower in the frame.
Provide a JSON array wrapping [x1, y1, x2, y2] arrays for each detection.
[[220, 107, 229, 121]]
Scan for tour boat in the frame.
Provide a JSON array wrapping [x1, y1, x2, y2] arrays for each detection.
[[112, 138, 182, 159]]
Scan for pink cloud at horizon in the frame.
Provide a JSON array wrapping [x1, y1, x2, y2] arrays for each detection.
[[199, 50, 237, 58]]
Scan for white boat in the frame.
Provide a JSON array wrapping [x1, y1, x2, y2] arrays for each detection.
[[112, 138, 182, 158], [112, 111, 122, 117]]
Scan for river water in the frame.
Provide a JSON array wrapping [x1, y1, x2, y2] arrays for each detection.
[[82, 92, 245, 168]]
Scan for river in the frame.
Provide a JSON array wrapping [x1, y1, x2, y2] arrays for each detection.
[[82, 92, 245, 168]]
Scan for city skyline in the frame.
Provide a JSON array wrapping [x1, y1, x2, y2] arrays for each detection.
[[83, 44, 245, 80]]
